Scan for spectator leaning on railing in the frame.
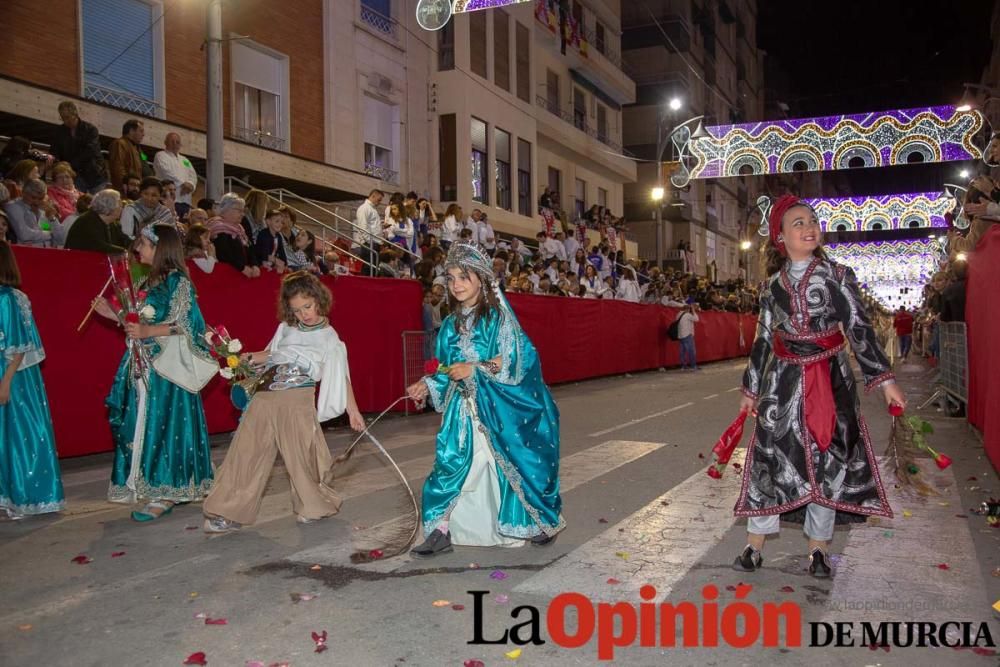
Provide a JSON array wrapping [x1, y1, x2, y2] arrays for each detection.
[[353, 188, 384, 275], [208, 193, 260, 278], [119, 177, 175, 238], [4, 179, 58, 247]]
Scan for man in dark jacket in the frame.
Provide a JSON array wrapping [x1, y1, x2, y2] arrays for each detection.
[[64, 189, 130, 254], [940, 262, 967, 323], [52, 101, 107, 193]]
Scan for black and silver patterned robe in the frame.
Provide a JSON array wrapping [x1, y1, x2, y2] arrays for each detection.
[[735, 257, 894, 524]]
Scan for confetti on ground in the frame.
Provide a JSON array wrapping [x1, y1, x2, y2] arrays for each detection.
[[606, 578, 622, 585], [290, 593, 318, 604], [598, 518, 608, 523], [467, 563, 480, 569], [111, 551, 126, 558], [17, 624, 32, 631], [432, 600, 451, 607], [452, 604, 466, 611], [205, 618, 227, 625], [71, 555, 92, 564], [993, 599, 1000, 614], [495, 594, 509, 604], [193, 613, 207, 619], [189, 592, 199, 598], [615, 551, 629, 560], [185, 526, 199, 531], [937, 563, 950, 571], [490, 570, 508, 580], [309, 564, 321, 571], [902, 510, 912, 518], [464, 661, 485, 667], [311, 631, 328, 654], [183, 652, 208, 666], [505, 648, 522, 659], [367, 549, 384, 560], [972, 647, 997, 657], [779, 586, 795, 593], [883, 531, 893, 537]]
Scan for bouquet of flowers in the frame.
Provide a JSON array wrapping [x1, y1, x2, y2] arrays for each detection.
[[205, 325, 265, 410], [106, 254, 154, 388], [883, 404, 951, 496], [706, 409, 749, 479]]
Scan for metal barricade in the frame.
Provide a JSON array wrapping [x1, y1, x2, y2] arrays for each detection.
[[938, 322, 968, 404], [402, 330, 429, 415]]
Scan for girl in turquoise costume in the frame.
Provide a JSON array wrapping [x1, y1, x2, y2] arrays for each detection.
[[0, 241, 65, 519], [407, 241, 564, 557], [92, 225, 214, 521]]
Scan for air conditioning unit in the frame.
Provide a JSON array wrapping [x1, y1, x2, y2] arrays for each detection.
[[368, 73, 393, 96]]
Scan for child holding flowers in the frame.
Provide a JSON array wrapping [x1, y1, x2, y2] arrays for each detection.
[[91, 225, 215, 521], [733, 196, 906, 577], [0, 241, 65, 519], [202, 271, 365, 533]]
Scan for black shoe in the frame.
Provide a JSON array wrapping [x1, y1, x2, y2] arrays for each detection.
[[808, 548, 832, 578], [530, 532, 557, 547], [410, 529, 453, 558], [732, 545, 763, 571]]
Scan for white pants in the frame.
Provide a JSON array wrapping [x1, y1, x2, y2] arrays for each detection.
[[747, 503, 836, 541]]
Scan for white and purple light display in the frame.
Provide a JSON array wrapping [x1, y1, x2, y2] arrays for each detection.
[[825, 239, 945, 310], [801, 191, 955, 233]]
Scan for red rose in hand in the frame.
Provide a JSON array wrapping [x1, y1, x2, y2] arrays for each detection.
[[136, 290, 148, 302], [424, 358, 440, 375], [888, 403, 904, 417], [124, 312, 139, 324], [108, 295, 122, 313], [210, 332, 223, 346], [934, 453, 953, 470], [706, 465, 723, 480]]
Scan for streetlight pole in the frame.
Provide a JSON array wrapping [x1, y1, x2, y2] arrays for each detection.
[[652, 98, 681, 269], [205, 0, 224, 200]]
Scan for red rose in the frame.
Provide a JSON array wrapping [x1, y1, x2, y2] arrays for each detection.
[[210, 332, 223, 346], [108, 295, 122, 313], [136, 290, 148, 302], [706, 465, 723, 480], [217, 325, 230, 339], [888, 404, 904, 417], [424, 358, 440, 375], [124, 312, 139, 324], [934, 453, 953, 470]]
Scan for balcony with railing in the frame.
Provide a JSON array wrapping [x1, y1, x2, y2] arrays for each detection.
[[233, 126, 286, 151], [358, 3, 399, 43], [84, 82, 160, 117], [536, 94, 625, 156], [363, 161, 399, 184]]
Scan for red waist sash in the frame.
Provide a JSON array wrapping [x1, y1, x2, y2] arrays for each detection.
[[772, 330, 846, 453]]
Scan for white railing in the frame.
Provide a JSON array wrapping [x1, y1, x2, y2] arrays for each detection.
[[360, 4, 398, 39], [363, 161, 399, 184], [83, 82, 158, 117], [234, 127, 286, 151]]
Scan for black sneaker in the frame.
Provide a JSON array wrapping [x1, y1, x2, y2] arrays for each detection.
[[410, 529, 453, 558], [530, 532, 557, 547], [808, 548, 832, 578], [732, 545, 763, 571]]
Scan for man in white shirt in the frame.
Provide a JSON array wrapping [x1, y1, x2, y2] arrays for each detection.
[[354, 189, 384, 276], [551, 231, 569, 262], [537, 231, 565, 262], [4, 179, 56, 247], [562, 229, 580, 261], [153, 133, 198, 220], [465, 209, 483, 244], [477, 212, 496, 254], [675, 303, 701, 371]]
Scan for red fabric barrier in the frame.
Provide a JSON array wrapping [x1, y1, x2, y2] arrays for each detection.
[[966, 226, 1000, 472], [12, 246, 756, 458], [12, 247, 422, 458], [507, 294, 755, 384]]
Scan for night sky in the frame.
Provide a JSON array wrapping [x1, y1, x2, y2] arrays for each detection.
[[756, 0, 996, 198]]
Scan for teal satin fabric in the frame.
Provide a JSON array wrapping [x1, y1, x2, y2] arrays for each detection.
[[0, 287, 65, 515], [422, 295, 564, 539], [107, 271, 213, 503]]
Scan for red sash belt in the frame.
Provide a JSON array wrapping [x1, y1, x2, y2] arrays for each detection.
[[772, 330, 846, 453]]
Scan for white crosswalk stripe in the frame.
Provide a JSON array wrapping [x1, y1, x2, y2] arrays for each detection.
[[514, 449, 746, 602], [287, 439, 668, 570]]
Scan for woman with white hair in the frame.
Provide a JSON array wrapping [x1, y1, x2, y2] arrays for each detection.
[[208, 193, 260, 278], [63, 189, 131, 254]]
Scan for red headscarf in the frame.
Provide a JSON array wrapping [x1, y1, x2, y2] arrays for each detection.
[[768, 194, 806, 257]]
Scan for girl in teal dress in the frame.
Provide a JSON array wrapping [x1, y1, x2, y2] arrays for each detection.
[[0, 241, 65, 519], [93, 225, 214, 521], [407, 242, 564, 557]]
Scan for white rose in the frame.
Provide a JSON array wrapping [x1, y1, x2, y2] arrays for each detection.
[[140, 305, 156, 320], [219, 367, 234, 380], [228, 339, 243, 354], [204, 332, 215, 345]]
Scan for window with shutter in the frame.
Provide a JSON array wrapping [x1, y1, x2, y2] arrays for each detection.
[[81, 0, 163, 117]]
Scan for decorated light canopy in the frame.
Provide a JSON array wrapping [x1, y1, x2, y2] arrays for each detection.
[[670, 106, 985, 188], [454, 0, 533, 12], [802, 192, 956, 233], [825, 239, 945, 310]]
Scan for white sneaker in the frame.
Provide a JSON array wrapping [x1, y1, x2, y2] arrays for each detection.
[[203, 516, 241, 533]]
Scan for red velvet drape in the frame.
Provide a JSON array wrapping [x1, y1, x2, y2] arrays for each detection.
[[966, 225, 1000, 472]]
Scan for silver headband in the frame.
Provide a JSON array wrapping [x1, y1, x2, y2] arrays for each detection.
[[444, 241, 493, 283], [141, 225, 160, 245]]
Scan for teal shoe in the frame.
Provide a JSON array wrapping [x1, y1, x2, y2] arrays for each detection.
[[131, 501, 174, 522]]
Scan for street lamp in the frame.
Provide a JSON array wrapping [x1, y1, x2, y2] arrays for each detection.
[[960, 169, 970, 179], [740, 240, 752, 251], [654, 98, 683, 268]]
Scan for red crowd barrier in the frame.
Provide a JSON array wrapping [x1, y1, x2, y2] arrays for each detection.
[[12, 246, 755, 458], [966, 226, 1000, 472]]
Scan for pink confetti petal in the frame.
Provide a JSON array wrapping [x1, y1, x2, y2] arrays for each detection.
[[111, 551, 126, 558], [494, 594, 509, 604], [489, 570, 508, 580], [464, 661, 485, 667], [972, 648, 997, 657], [193, 612, 207, 619], [937, 563, 950, 570], [779, 586, 795, 593], [183, 652, 208, 666], [606, 578, 621, 585], [451, 604, 465, 611], [71, 555, 93, 564], [205, 618, 227, 625]]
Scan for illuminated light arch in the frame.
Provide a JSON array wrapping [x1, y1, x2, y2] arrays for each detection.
[[829, 217, 858, 232], [795, 191, 956, 234], [670, 105, 985, 188], [899, 212, 930, 229], [862, 215, 892, 231], [825, 239, 945, 309], [725, 149, 769, 177]]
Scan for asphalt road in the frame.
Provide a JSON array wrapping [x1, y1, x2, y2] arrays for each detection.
[[1, 358, 998, 666]]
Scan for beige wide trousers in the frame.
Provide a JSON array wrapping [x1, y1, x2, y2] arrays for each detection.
[[203, 388, 342, 525]]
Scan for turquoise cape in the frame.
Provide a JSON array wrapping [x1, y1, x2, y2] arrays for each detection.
[[0, 287, 65, 515], [422, 294, 564, 539]]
